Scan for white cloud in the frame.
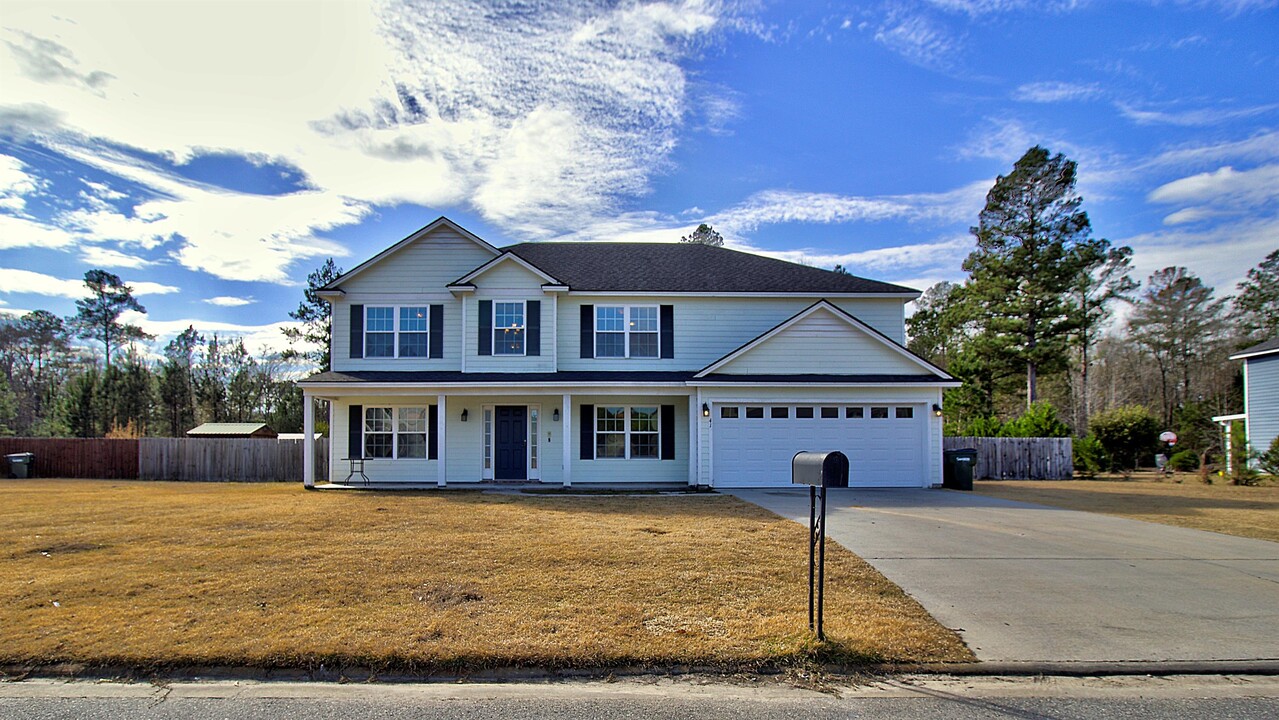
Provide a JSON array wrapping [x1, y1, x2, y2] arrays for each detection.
[[1148, 164, 1279, 224], [1120, 215, 1279, 295], [79, 246, 155, 269], [1013, 81, 1101, 103], [1116, 102, 1279, 127], [874, 13, 962, 71], [707, 181, 990, 238], [0, 267, 177, 298], [0, 0, 730, 266], [749, 235, 973, 274], [0, 153, 42, 211], [119, 311, 303, 358], [0, 213, 76, 249], [204, 296, 256, 307], [1143, 130, 1279, 171]]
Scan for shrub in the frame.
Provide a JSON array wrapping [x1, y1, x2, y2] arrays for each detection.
[[946, 415, 1004, 437], [1260, 436, 1279, 477], [1000, 402, 1072, 438], [1168, 449, 1199, 471], [1089, 405, 1160, 471], [1073, 435, 1107, 478]]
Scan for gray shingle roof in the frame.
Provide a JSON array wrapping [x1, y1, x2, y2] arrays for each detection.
[[501, 242, 917, 294], [1232, 337, 1279, 359], [297, 370, 949, 385]]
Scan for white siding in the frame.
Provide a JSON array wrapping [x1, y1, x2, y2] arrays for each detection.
[[331, 226, 495, 372], [694, 386, 943, 487], [329, 397, 438, 484], [465, 262, 557, 373], [569, 395, 690, 484], [557, 296, 908, 373], [1245, 354, 1279, 457], [715, 307, 927, 375]]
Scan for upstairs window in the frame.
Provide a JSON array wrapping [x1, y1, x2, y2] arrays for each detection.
[[365, 307, 395, 358], [366, 305, 430, 359], [398, 307, 428, 357], [596, 305, 659, 358], [494, 301, 525, 355]]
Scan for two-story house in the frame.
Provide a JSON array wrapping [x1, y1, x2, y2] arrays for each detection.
[[297, 217, 957, 488]]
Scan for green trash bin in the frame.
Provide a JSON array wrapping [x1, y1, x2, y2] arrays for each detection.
[[6, 452, 34, 479], [943, 449, 976, 490]]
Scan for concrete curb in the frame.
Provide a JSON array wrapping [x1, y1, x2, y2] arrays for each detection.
[[6, 659, 1279, 684]]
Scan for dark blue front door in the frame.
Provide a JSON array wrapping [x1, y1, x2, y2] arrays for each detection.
[[494, 406, 527, 481]]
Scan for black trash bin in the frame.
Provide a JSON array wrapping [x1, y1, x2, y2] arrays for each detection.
[[6, 452, 34, 479], [943, 449, 976, 490]]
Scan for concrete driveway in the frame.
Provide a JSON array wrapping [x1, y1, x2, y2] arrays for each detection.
[[730, 488, 1279, 663]]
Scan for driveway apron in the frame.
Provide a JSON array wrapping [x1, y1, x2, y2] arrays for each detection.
[[730, 488, 1279, 663]]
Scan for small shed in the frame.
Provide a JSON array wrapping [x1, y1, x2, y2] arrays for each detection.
[[186, 422, 278, 439]]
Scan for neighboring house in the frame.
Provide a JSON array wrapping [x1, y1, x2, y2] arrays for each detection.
[[297, 217, 957, 489], [187, 422, 278, 439], [1216, 337, 1279, 468]]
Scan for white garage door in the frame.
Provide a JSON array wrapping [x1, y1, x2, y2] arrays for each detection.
[[712, 403, 927, 488]]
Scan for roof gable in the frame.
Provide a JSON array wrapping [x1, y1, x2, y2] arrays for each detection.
[[697, 300, 950, 379], [450, 251, 562, 287], [321, 217, 499, 291]]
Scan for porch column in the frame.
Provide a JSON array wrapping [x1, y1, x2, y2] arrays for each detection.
[[562, 393, 572, 487], [687, 393, 698, 486], [438, 394, 447, 487], [302, 392, 315, 489]]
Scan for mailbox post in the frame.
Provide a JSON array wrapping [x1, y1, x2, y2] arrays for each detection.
[[792, 451, 849, 640]]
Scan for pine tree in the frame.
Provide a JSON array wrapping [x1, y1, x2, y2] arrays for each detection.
[[961, 146, 1106, 410], [282, 258, 342, 372], [1234, 249, 1279, 343], [679, 223, 724, 246], [70, 270, 151, 372]]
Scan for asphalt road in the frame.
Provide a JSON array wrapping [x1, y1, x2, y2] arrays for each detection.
[[730, 487, 1279, 663], [1, 676, 1276, 720]]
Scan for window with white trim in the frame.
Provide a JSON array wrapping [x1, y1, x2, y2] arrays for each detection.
[[493, 301, 525, 355], [364, 407, 428, 459], [595, 305, 658, 358], [366, 306, 429, 358], [595, 406, 659, 459]]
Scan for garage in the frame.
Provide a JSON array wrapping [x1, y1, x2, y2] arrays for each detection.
[[711, 402, 928, 488]]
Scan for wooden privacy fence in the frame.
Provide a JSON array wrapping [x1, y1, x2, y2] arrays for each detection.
[[0, 438, 139, 479], [138, 438, 328, 482], [0, 437, 327, 482], [944, 436, 1074, 480]]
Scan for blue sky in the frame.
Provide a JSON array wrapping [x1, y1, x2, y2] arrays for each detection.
[[1, 0, 1276, 356]]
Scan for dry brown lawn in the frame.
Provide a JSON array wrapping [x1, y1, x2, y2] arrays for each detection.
[[0, 480, 971, 673], [974, 474, 1279, 543]]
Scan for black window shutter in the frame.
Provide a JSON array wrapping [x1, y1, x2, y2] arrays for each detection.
[[580, 404, 594, 460], [478, 299, 492, 356], [660, 305, 674, 359], [661, 404, 675, 460], [526, 300, 541, 356], [428, 404, 439, 460], [348, 404, 363, 459], [580, 304, 594, 358], [428, 305, 444, 359], [350, 305, 364, 359]]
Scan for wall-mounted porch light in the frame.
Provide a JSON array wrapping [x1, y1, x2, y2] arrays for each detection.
[[553, 408, 560, 422], [932, 404, 943, 417], [702, 403, 710, 417], [461, 408, 469, 422]]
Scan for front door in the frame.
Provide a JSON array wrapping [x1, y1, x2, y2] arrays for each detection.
[[494, 406, 528, 481]]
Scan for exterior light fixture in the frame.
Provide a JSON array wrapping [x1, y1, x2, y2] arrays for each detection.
[[702, 403, 710, 417], [553, 408, 560, 422], [461, 408, 469, 422], [932, 404, 943, 417]]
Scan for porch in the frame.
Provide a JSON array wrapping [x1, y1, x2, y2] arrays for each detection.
[[301, 389, 693, 488]]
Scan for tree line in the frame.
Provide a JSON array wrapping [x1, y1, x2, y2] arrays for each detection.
[[908, 146, 1278, 478], [0, 270, 315, 438]]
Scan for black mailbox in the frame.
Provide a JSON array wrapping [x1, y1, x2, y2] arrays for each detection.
[[792, 451, 849, 488]]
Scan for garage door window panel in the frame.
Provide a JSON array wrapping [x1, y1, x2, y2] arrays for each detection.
[[896, 407, 914, 418], [720, 406, 738, 419], [746, 406, 764, 418], [821, 407, 838, 419], [771, 406, 789, 419], [796, 406, 814, 419], [871, 407, 889, 419], [846, 407, 864, 418]]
